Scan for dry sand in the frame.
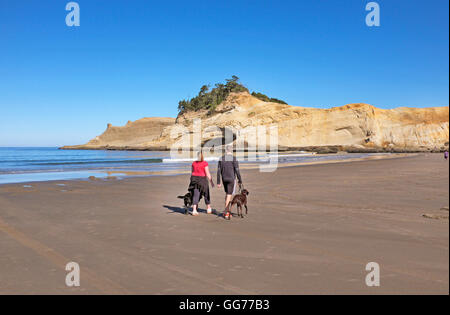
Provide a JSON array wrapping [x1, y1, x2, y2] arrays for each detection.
[[0, 154, 448, 294]]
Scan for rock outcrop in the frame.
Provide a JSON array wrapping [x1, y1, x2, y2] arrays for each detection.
[[61, 92, 449, 152], [61, 117, 175, 150]]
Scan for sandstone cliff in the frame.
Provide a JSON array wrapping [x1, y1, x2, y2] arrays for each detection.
[[61, 117, 175, 150], [61, 92, 449, 152]]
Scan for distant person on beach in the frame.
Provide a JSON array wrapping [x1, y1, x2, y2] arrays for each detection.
[[445, 151, 449, 160], [217, 145, 242, 219], [189, 151, 214, 216]]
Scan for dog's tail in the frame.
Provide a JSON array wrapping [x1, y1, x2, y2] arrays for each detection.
[[177, 196, 185, 199]]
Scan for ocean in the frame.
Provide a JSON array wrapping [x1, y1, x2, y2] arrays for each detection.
[[0, 147, 384, 184], [0, 147, 176, 184]]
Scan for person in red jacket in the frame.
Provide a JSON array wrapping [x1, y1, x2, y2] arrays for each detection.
[[189, 151, 214, 216]]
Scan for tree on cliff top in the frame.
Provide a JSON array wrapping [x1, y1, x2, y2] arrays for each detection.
[[177, 76, 287, 115], [177, 76, 248, 114]]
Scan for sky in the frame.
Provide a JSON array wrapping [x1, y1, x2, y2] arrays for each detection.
[[0, 0, 448, 147]]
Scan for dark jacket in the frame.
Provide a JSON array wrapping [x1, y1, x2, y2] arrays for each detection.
[[217, 154, 242, 185], [188, 175, 209, 201]]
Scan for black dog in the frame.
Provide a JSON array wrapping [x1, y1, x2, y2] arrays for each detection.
[[225, 189, 249, 219], [177, 192, 193, 214]]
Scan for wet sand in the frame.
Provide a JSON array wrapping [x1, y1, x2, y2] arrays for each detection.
[[0, 154, 448, 294]]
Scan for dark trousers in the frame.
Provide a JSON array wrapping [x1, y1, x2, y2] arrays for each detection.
[[193, 188, 210, 206]]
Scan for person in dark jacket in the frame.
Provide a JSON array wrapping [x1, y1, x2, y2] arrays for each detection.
[[217, 145, 242, 218]]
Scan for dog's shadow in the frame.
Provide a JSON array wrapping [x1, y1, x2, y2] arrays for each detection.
[[163, 205, 187, 215], [163, 205, 223, 217]]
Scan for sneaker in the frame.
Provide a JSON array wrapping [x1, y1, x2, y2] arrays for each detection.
[[207, 208, 213, 214], [224, 212, 230, 219], [192, 210, 199, 216]]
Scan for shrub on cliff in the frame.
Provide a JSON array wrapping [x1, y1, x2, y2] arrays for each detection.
[[177, 76, 248, 114], [251, 92, 287, 104], [177, 76, 287, 114]]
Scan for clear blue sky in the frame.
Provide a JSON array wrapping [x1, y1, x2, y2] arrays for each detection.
[[0, 0, 448, 146]]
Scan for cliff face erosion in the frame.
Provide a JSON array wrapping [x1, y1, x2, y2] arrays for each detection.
[[61, 92, 449, 152]]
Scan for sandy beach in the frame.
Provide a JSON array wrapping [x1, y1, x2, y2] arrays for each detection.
[[0, 153, 448, 294]]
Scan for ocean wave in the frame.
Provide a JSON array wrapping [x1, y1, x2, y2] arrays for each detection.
[[30, 158, 164, 166]]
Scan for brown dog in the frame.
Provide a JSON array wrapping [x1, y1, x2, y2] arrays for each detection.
[[226, 189, 249, 219]]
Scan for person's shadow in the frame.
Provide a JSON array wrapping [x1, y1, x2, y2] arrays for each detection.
[[163, 205, 222, 217], [163, 205, 187, 215]]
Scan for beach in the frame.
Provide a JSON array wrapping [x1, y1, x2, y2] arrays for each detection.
[[0, 153, 448, 294]]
